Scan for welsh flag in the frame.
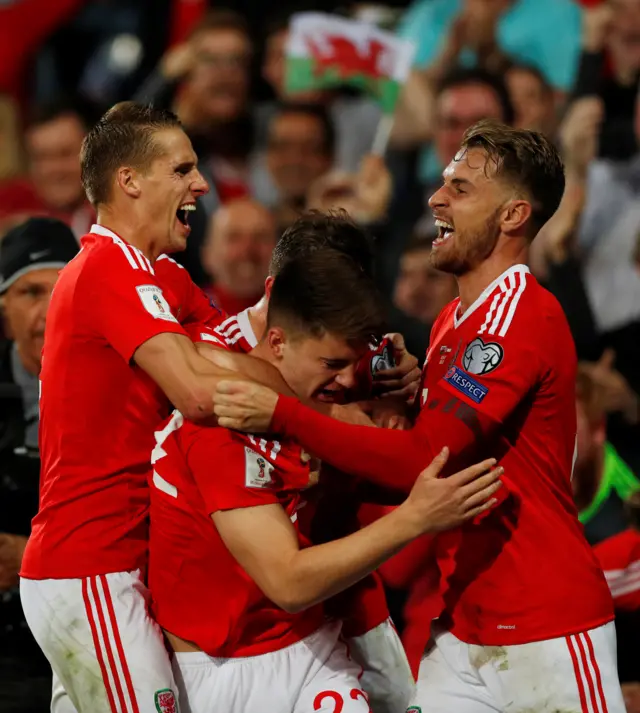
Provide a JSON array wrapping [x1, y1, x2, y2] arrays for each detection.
[[285, 13, 416, 115]]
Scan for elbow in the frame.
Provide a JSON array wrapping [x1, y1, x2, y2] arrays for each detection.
[[273, 593, 307, 615], [174, 388, 213, 423], [264, 578, 311, 614]]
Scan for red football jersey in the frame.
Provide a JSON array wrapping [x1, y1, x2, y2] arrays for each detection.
[[270, 264, 615, 644], [594, 529, 640, 612], [21, 225, 222, 580], [194, 308, 391, 636], [148, 411, 324, 657]]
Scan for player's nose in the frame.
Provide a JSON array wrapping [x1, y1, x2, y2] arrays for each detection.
[[334, 364, 357, 390], [191, 170, 210, 197], [428, 184, 448, 211]]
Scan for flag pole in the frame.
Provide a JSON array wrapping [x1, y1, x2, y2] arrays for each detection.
[[371, 113, 395, 157]]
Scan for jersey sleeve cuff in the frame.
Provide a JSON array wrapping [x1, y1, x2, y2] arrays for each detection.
[[271, 394, 302, 434]]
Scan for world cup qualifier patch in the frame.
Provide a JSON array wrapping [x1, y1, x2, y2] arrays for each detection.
[[443, 366, 488, 404], [155, 689, 178, 713], [462, 337, 503, 376], [406, 707, 422, 713]]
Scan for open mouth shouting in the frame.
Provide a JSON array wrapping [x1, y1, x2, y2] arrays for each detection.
[[433, 219, 455, 247], [176, 202, 196, 232]]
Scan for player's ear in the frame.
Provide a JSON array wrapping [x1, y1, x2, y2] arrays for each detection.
[[266, 326, 286, 358], [116, 167, 141, 199], [264, 276, 275, 298], [501, 199, 532, 235]]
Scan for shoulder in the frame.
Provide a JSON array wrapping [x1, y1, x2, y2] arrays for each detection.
[[80, 232, 156, 281], [155, 254, 186, 282]]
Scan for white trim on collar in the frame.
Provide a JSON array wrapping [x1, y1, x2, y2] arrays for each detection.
[[90, 224, 119, 240], [235, 308, 258, 348], [453, 264, 530, 329]]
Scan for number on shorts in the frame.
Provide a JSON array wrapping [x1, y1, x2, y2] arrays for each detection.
[[350, 688, 372, 712], [313, 690, 343, 713]]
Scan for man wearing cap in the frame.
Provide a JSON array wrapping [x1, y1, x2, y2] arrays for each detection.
[[0, 216, 78, 713]]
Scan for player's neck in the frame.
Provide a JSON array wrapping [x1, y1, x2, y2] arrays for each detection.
[[250, 339, 278, 368], [247, 297, 268, 341], [456, 245, 529, 314], [95, 209, 157, 262]]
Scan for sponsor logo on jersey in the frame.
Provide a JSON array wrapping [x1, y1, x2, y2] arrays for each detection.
[[245, 446, 275, 489], [136, 284, 178, 323], [462, 337, 503, 375], [154, 689, 177, 713], [443, 366, 488, 404]]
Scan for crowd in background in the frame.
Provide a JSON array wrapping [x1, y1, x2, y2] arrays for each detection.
[[1, 0, 640, 711]]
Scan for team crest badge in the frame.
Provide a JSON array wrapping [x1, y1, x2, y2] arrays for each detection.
[[154, 689, 177, 713], [406, 707, 422, 713], [462, 337, 503, 375]]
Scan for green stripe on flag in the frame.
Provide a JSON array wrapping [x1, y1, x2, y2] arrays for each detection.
[[286, 57, 401, 115]]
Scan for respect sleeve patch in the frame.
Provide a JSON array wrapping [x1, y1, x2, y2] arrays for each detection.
[[443, 366, 488, 404], [136, 284, 178, 322]]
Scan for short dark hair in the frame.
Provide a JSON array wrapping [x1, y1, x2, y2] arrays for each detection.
[[269, 210, 374, 278], [267, 248, 386, 345], [188, 9, 250, 41], [460, 119, 565, 237], [270, 102, 336, 157], [80, 101, 183, 207], [437, 67, 515, 127]]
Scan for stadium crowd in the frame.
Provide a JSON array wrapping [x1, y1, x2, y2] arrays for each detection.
[[1, 0, 640, 712]]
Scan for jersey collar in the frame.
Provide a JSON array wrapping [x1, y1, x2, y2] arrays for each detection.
[[453, 264, 530, 329], [90, 223, 121, 242], [236, 308, 258, 348]]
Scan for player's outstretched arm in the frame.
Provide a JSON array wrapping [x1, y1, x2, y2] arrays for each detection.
[[213, 449, 502, 614], [133, 332, 302, 422]]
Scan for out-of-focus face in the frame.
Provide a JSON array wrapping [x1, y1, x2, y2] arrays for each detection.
[[506, 67, 554, 133], [26, 114, 85, 212], [268, 328, 366, 402], [428, 147, 510, 275], [434, 84, 505, 167], [186, 29, 252, 122], [572, 396, 606, 497], [393, 246, 458, 324], [263, 28, 326, 102], [266, 112, 332, 202], [202, 199, 277, 298], [2, 268, 60, 374], [135, 128, 209, 254], [610, 0, 640, 70]]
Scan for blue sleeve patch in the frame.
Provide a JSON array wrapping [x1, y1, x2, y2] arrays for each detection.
[[443, 366, 488, 404]]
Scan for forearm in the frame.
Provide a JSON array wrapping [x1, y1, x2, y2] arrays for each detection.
[[276, 505, 418, 613]]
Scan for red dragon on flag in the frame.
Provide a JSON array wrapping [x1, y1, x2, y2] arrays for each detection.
[[304, 34, 387, 80]]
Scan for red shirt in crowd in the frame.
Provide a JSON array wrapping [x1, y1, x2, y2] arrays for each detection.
[[268, 265, 615, 645], [21, 224, 221, 579], [594, 528, 640, 612]]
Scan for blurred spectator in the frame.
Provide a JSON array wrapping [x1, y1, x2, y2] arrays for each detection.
[[398, 0, 582, 94], [574, 363, 639, 546], [201, 199, 277, 315], [392, 238, 457, 326], [257, 14, 382, 174], [0, 96, 24, 181], [0, 99, 94, 236], [505, 62, 557, 134], [0, 217, 78, 713], [572, 0, 640, 160], [257, 103, 335, 229]]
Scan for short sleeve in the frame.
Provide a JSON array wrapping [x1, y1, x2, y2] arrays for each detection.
[[186, 432, 280, 515], [88, 248, 187, 363]]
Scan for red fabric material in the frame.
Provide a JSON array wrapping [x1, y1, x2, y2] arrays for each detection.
[[204, 284, 261, 317]]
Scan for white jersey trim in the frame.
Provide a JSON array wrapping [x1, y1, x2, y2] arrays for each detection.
[[236, 308, 258, 348], [214, 310, 258, 349], [90, 223, 155, 275], [454, 264, 529, 334]]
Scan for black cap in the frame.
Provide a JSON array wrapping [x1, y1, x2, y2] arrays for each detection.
[[0, 217, 79, 294]]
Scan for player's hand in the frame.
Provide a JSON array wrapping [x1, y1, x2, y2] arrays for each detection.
[[622, 682, 640, 713], [400, 448, 503, 536], [213, 380, 279, 432], [0, 533, 27, 591], [559, 97, 604, 179], [374, 333, 421, 403]]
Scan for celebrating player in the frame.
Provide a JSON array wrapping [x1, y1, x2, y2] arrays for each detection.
[[211, 120, 626, 712], [148, 249, 503, 713], [18, 102, 320, 713]]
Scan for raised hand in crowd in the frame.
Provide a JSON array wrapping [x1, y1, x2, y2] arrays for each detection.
[[160, 41, 197, 82], [581, 350, 640, 426], [559, 96, 604, 179], [582, 1, 614, 53]]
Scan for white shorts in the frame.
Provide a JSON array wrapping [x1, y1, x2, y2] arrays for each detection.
[[347, 618, 415, 713], [172, 621, 370, 713], [20, 570, 178, 713], [409, 620, 626, 713]]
